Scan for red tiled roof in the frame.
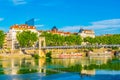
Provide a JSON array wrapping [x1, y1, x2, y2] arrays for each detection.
[[64, 32, 71, 34], [10, 24, 36, 29], [46, 30, 71, 36], [83, 30, 94, 34]]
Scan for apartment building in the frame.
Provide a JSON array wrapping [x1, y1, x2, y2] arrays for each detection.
[[78, 28, 95, 38], [7, 24, 38, 49]]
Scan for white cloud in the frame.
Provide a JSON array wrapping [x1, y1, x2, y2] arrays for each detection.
[[61, 19, 120, 33], [85, 19, 120, 30], [35, 24, 44, 28], [92, 19, 120, 25], [60, 25, 81, 32], [0, 18, 4, 21], [101, 28, 117, 32], [12, 0, 27, 5]]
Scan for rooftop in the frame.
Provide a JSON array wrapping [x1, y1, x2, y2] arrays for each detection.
[[79, 28, 94, 34], [10, 24, 36, 30]]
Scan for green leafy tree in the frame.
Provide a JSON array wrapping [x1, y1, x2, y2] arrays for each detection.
[[75, 35, 83, 45], [84, 37, 94, 44], [16, 31, 38, 48], [0, 30, 5, 48], [84, 34, 120, 45], [41, 32, 82, 46]]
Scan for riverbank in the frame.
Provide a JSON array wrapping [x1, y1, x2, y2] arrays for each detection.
[[0, 48, 119, 59], [0, 54, 31, 58], [50, 48, 120, 58]]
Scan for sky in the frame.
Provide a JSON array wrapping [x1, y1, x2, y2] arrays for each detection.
[[0, 0, 120, 35]]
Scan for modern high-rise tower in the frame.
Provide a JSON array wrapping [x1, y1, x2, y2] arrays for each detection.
[[25, 18, 34, 26]]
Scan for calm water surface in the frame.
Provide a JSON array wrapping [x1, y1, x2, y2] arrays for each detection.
[[0, 57, 120, 80]]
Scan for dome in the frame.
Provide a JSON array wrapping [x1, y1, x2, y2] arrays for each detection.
[[51, 26, 58, 32]]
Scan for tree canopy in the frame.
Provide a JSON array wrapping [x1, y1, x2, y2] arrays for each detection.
[[0, 30, 5, 48], [34, 32, 120, 46], [16, 31, 38, 48], [84, 34, 120, 45], [40, 32, 83, 46]]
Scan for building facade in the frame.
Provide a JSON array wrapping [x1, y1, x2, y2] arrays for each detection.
[[78, 28, 95, 38], [48, 26, 71, 36], [7, 24, 38, 50]]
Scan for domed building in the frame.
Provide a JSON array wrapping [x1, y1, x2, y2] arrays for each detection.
[[51, 26, 58, 32], [78, 28, 95, 38], [49, 26, 71, 36]]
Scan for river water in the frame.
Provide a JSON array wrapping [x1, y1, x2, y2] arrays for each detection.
[[0, 57, 120, 80]]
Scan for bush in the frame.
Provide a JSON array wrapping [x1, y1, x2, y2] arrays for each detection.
[[32, 54, 40, 59], [87, 48, 93, 51], [112, 47, 119, 50], [46, 51, 52, 58]]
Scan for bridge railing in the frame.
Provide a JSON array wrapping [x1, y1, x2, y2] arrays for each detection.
[[41, 44, 120, 49], [20, 44, 120, 50]]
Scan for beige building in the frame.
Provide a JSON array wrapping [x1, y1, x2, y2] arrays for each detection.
[[48, 26, 71, 36], [78, 28, 95, 38], [7, 24, 38, 50]]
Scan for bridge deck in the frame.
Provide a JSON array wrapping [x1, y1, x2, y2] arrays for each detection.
[[41, 45, 120, 49], [21, 45, 120, 50]]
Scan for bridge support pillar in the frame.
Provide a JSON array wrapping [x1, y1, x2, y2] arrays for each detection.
[[39, 37, 46, 57], [39, 50, 46, 57]]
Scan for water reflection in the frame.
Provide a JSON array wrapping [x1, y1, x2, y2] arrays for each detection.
[[51, 58, 108, 68], [0, 58, 46, 75], [0, 57, 120, 79]]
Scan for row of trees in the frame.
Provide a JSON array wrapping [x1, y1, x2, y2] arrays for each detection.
[[40, 32, 83, 46], [0, 30, 120, 48], [41, 32, 120, 46], [84, 34, 120, 45]]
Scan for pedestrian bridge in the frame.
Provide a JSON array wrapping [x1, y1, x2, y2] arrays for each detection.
[[20, 44, 119, 57], [33, 37, 120, 50], [21, 44, 120, 50], [20, 37, 120, 57], [41, 45, 120, 49]]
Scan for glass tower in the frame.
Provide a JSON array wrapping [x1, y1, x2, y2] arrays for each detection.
[[25, 18, 34, 26]]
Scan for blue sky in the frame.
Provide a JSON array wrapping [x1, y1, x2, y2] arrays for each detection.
[[0, 0, 120, 35]]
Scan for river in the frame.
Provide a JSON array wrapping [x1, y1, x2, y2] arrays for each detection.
[[0, 57, 120, 80]]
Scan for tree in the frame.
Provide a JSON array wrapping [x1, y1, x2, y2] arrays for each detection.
[[75, 35, 83, 45], [41, 32, 82, 46], [16, 31, 38, 48], [83, 34, 120, 45], [84, 37, 94, 44], [0, 30, 5, 48]]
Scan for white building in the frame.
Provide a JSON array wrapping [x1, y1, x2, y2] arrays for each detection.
[[7, 24, 38, 50], [78, 28, 95, 38]]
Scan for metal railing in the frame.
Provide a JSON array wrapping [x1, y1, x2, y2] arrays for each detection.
[[20, 44, 120, 50], [41, 44, 120, 49]]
